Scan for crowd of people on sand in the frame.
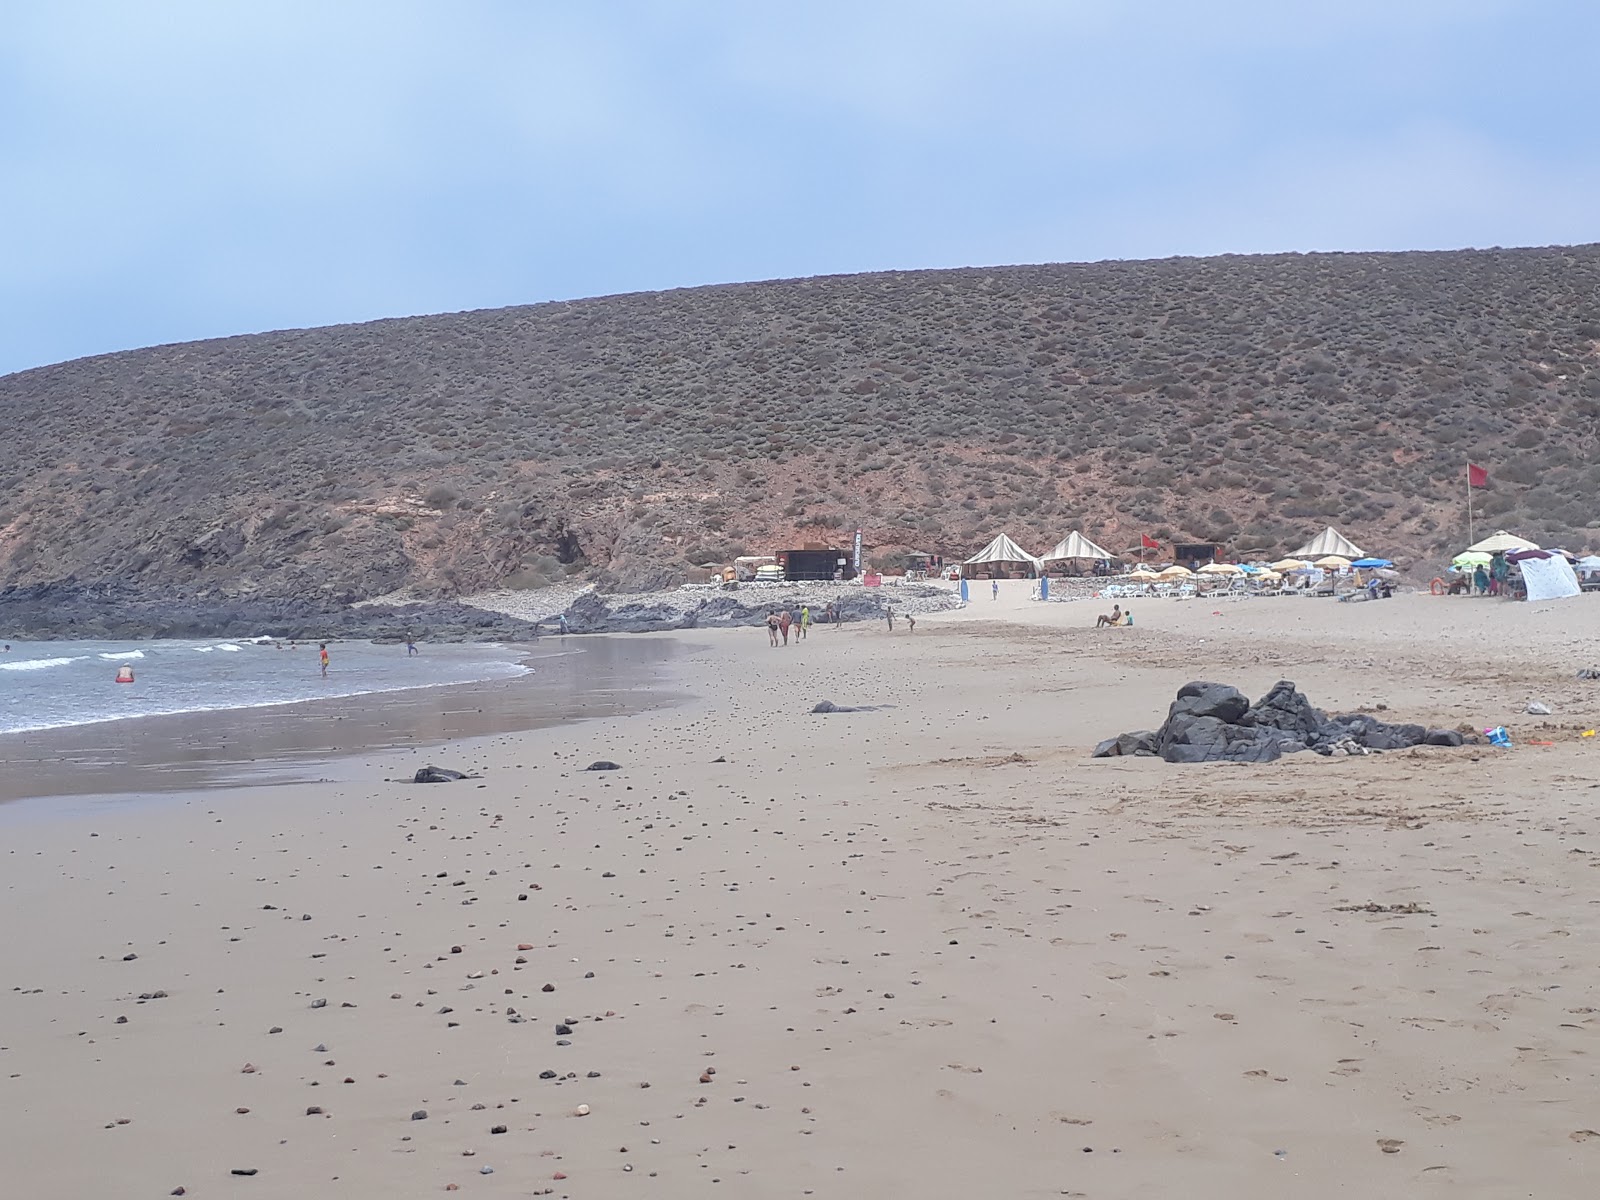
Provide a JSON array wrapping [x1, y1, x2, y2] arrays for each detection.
[[763, 602, 921, 645], [1449, 556, 1511, 597], [765, 605, 813, 646]]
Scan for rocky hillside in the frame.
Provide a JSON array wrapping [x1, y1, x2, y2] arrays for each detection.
[[4, 245, 1599, 606]]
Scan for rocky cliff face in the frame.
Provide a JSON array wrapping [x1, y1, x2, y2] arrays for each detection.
[[4, 245, 1599, 624]]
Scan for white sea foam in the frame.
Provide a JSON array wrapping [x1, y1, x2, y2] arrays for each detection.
[[0, 655, 89, 672], [192, 646, 215, 653], [215, 643, 243, 652], [97, 650, 147, 660]]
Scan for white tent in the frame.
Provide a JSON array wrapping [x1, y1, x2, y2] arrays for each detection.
[[1519, 554, 1581, 602], [1467, 530, 1540, 554], [962, 532, 1042, 577], [1041, 530, 1115, 562], [1291, 525, 1366, 560]]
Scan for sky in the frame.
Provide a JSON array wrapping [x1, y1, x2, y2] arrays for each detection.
[[3, 0, 1598, 376]]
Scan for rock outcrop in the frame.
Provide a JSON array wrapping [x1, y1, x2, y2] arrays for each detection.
[[0, 581, 548, 642], [559, 585, 952, 634], [1094, 680, 1471, 763]]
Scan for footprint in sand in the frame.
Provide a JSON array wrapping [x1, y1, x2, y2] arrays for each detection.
[[1377, 1138, 1405, 1154], [1571, 1130, 1600, 1142], [944, 1063, 983, 1074]]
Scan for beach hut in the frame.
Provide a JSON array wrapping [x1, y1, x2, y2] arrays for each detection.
[[1291, 526, 1366, 560], [1466, 530, 1540, 555], [961, 532, 1042, 579]]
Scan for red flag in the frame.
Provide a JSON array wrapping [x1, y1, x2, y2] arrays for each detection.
[[1468, 462, 1490, 489], [1140, 533, 1159, 549]]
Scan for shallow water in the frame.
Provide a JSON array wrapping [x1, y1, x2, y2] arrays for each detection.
[[0, 636, 688, 805], [0, 637, 532, 735]]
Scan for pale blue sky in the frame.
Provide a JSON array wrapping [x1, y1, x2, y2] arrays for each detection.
[[3, 0, 1596, 376]]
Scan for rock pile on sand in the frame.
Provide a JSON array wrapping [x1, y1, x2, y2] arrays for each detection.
[[1094, 679, 1470, 763]]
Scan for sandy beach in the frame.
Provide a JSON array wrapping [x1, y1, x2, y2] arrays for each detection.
[[5, 585, 1600, 1198]]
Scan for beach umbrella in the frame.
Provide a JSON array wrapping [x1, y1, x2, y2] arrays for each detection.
[[1452, 551, 1492, 569], [1254, 569, 1282, 582], [1314, 555, 1352, 570], [1198, 562, 1241, 575], [1351, 557, 1393, 569], [1466, 530, 1539, 554], [1157, 565, 1193, 580], [1270, 558, 1310, 571]]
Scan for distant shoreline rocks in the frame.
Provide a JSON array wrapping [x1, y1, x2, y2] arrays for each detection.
[[0, 578, 960, 640], [0, 582, 547, 642]]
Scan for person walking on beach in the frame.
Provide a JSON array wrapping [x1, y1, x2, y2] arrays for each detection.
[[558, 614, 569, 636], [319, 643, 329, 677], [992, 580, 999, 600], [405, 634, 418, 656], [886, 606, 895, 631], [779, 609, 793, 645], [799, 605, 811, 640], [906, 613, 916, 632], [767, 610, 781, 646]]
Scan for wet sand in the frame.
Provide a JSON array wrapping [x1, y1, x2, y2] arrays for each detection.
[[3, 590, 1600, 1198]]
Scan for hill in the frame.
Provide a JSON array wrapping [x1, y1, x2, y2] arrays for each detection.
[[4, 245, 1600, 611]]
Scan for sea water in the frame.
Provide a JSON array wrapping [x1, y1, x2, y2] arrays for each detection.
[[0, 638, 532, 735]]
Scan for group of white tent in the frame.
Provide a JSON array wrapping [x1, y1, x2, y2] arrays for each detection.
[[960, 525, 1368, 576], [961, 529, 1121, 572]]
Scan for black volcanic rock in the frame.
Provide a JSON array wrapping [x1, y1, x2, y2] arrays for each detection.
[[1094, 680, 1466, 763]]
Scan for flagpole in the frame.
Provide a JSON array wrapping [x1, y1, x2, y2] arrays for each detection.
[[1466, 459, 1474, 545]]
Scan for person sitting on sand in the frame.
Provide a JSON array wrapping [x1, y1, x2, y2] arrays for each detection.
[[1122, 608, 1133, 626], [1096, 604, 1122, 628]]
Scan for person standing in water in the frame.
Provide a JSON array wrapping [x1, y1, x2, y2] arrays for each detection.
[[319, 643, 329, 677], [405, 635, 418, 656]]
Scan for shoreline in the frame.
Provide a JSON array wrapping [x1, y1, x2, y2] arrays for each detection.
[[4, 592, 1599, 1196], [0, 635, 691, 809]]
